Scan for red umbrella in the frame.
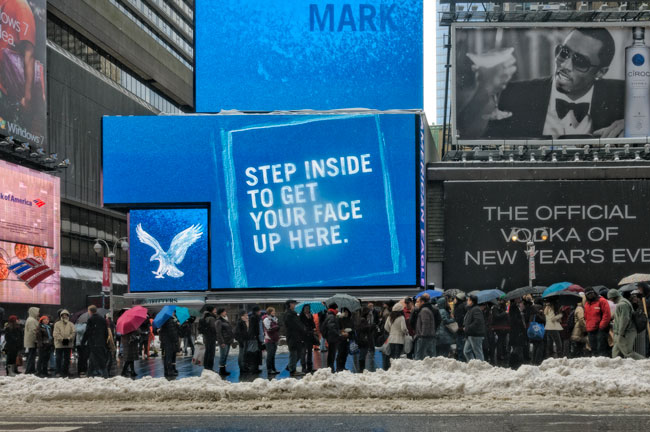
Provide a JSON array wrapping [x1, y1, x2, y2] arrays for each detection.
[[567, 284, 584, 293], [116, 306, 149, 335]]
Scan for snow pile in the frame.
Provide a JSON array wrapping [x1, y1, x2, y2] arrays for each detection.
[[2, 357, 650, 406]]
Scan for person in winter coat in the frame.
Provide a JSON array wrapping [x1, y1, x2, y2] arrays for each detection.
[[544, 301, 564, 359], [584, 286, 612, 357], [508, 299, 528, 368], [463, 295, 487, 361], [384, 303, 409, 369], [414, 295, 437, 360], [436, 298, 456, 357], [356, 306, 376, 372], [283, 300, 306, 376], [321, 305, 341, 372], [570, 302, 588, 357], [263, 307, 280, 375], [248, 306, 264, 373], [336, 307, 355, 372], [453, 293, 468, 361], [53, 309, 75, 377], [75, 321, 87, 376], [35, 316, 53, 377], [215, 308, 234, 376], [234, 310, 252, 373], [491, 299, 510, 364], [608, 289, 644, 360], [120, 330, 140, 378], [23, 306, 39, 374], [82, 305, 109, 378], [159, 315, 180, 379], [299, 305, 316, 373], [3, 316, 23, 376], [200, 306, 218, 371]]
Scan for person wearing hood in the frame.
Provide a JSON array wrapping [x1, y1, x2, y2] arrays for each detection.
[[23, 306, 39, 374], [584, 286, 612, 357], [384, 302, 409, 369], [53, 309, 75, 377], [3, 315, 22, 376], [215, 308, 234, 376], [414, 294, 437, 360], [463, 295, 487, 361], [283, 300, 306, 376], [120, 327, 140, 378], [453, 293, 468, 361], [35, 315, 53, 377], [321, 304, 341, 372], [608, 289, 644, 360], [436, 298, 456, 358]]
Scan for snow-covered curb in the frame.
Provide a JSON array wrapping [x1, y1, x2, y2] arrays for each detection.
[[2, 357, 650, 411]]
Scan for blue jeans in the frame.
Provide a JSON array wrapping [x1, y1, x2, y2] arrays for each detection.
[[288, 346, 304, 372], [219, 344, 230, 368], [456, 334, 466, 362], [463, 336, 485, 361], [414, 336, 437, 360]]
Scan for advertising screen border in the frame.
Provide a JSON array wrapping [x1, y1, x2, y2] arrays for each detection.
[[451, 21, 648, 145]]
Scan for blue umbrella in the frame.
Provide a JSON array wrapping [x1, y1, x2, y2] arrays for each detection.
[[153, 305, 176, 329], [476, 289, 505, 304], [175, 306, 190, 325], [415, 289, 443, 300], [543, 282, 573, 298], [296, 301, 326, 314]]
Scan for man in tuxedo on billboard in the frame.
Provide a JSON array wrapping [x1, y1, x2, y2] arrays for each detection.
[[459, 28, 624, 139]]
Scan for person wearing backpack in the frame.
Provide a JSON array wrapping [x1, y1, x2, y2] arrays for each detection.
[[200, 307, 218, 372], [608, 289, 644, 360]]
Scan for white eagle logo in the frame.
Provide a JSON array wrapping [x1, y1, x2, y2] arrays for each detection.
[[136, 223, 203, 279]]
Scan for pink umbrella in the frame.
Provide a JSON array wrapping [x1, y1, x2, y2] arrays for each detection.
[[567, 284, 585, 293], [116, 306, 149, 335]]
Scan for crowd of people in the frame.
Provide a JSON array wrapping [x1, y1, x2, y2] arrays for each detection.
[[1, 283, 649, 380]]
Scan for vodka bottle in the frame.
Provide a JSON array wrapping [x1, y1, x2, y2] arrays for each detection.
[[625, 27, 650, 137]]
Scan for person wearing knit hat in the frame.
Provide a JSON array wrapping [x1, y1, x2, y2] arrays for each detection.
[[35, 316, 54, 377], [608, 289, 644, 360], [383, 300, 409, 370], [53, 309, 75, 377]]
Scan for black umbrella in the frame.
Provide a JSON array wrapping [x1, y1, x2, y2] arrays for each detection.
[[504, 286, 547, 301], [542, 290, 582, 306], [620, 284, 637, 294], [443, 289, 460, 297]]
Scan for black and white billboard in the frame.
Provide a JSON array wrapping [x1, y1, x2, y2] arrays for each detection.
[[444, 180, 650, 291], [453, 23, 650, 141]]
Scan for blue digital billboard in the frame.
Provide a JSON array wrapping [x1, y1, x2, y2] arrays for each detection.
[[129, 208, 208, 292], [103, 114, 418, 289], [195, 0, 423, 112]]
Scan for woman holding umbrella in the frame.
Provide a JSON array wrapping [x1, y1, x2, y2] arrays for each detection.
[[120, 329, 140, 378], [544, 299, 564, 359]]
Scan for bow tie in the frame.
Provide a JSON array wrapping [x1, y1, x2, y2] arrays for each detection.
[[556, 99, 590, 122]]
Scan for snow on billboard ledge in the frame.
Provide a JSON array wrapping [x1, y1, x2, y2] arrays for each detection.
[[1, 357, 650, 409]]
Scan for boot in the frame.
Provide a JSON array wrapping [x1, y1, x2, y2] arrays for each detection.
[[219, 366, 230, 376]]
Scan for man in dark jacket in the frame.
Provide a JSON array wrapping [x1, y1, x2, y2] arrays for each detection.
[[82, 305, 108, 378], [283, 300, 305, 376], [414, 294, 437, 360], [321, 305, 341, 372], [159, 314, 179, 379], [247, 306, 263, 373], [463, 295, 487, 361], [201, 307, 218, 371], [215, 308, 234, 376]]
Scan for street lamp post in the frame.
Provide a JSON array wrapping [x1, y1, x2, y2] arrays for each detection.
[[510, 228, 548, 288], [93, 237, 129, 321]]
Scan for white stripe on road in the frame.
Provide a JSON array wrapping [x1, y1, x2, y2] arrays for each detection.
[[0, 428, 82, 432], [0, 423, 100, 425]]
